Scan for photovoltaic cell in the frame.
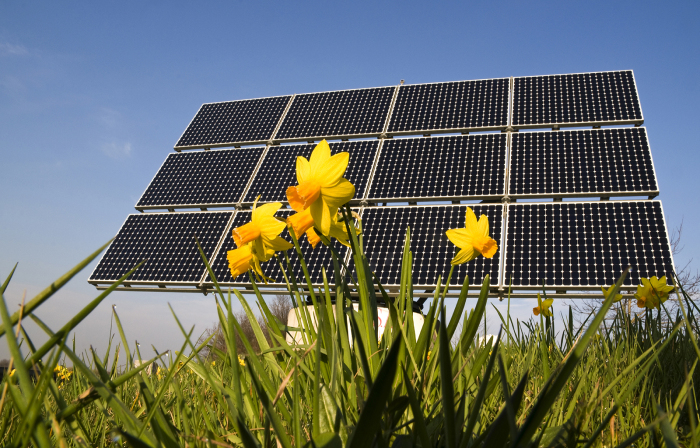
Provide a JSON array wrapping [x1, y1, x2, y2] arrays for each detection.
[[504, 201, 673, 288], [175, 96, 292, 149], [359, 205, 502, 287], [88, 212, 233, 284], [512, 71, 643, 128], [387, 79, 509, 134], [367, 134, 506, 201], [207, 209, 350, 287], [274, 87, 395, 140], [243, 141, 379, 204], [509, 128, 657, 198], [136, 147, 266, 210]]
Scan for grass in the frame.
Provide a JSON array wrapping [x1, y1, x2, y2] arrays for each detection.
[[1, 208, 699, 447]]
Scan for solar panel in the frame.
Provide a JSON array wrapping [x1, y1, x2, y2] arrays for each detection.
[[243, 141, 379, 205], [206, 209, 351, 287], [503, 201, 674, 288], [358, 205, 502, 288], [367, 134, 506, 202], [274, 87, 395, 141], [386, 78, 510, 135], [136, 147, 266, 210], [88, 211, 233, 285], [512, 71, 643, 129], [174, 96, 292, 150], [509, 128, 658, 199]]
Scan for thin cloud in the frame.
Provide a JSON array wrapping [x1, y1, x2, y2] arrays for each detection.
[[100, 142, 133, 159], [0, 42, 29, 56]]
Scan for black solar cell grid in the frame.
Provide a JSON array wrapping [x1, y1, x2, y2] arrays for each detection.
[[367, 134, 506, 201], [358, 205, 502, 287], [274, 87, 395, 140], [504, 201, 673, 288], [175, 96, 292, 149], [512, 71, 643, 127], [89, 212, 233, 284], [243, 141, 378, 204], [387, 78, 509, 134], [136, 147, 265, 209], [509, 128, 658, 197], [208, 209, 351, 287]]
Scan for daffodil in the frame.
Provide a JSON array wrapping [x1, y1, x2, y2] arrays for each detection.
[[227, 243, 275, 282], [286, 140, 355, 236], [634, 276, 674, 310], [288, 207, 358, 248], [238, 356, 246, 366], [232, 198, 292, 262], [445, 207, 498, 265], [601, 285, 623, 303], [533, 293, 553, 317]]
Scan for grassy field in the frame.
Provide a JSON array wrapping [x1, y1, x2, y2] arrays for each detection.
[[1, 220, 698, 447]]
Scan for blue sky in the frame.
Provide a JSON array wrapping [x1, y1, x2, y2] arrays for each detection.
[[1, 1, 698, 361]]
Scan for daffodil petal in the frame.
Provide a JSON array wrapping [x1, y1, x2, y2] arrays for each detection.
[[451, 246, 476, 265], [252, 202, 282, 223], [310, 198, 332, 237], [317, 152, 349, 186], [446, 228, 472, 249], [267, 236, 293, 252], [464, 207, 479, 234], [320, 178, 355, 208], [296, 156, 310, 184], [477, 214, 490, 237], [309, 140, 331, 173]]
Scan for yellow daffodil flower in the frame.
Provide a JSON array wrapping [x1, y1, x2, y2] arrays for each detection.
[[232, 198, 292, 262], [533, 293, 553, 317], [286, 140, 355, 236], [601, 285, 623, 303], [226, 243, 275, 282], [445, 207, 498, 265], [634, 276, 674, 310]]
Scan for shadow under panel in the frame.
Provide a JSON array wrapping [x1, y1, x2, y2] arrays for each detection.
[[88, 211, 233, 285], [136, 147, 265, 210], [175, 96, 292, 150], [244, 141, 378, 204], [512, 71, 643, 128], [274, 87, 395, 141], [367, 134, 506, 201], [386, 78, 509, 134], [207, 209, 351, 288], [509, 128, 658, 198], [358, 205, 502, 288], [504, 201, 674, 288]]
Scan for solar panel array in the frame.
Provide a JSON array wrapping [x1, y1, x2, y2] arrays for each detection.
[[359, 205, 502, 287], [175, 96, 291, 150], [512, 71, 643, 129], [367, 134, 506, 202], [136, 147, 265, 210], [90, 70, 676, 297], [387, 78, 510, 134], [509, 128, 658, 198], [504, 201, 673, 288]]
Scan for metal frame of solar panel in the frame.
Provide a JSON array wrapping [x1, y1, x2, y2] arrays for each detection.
[[365, 134, 507, 204], [357, 205, 503, 296], [511, 70, 644, 130], [273, 86, 396, 143], [88, 211, 234, 291], [174, 95, 293, 151], [136, 146, 267, 211], [242, 140, 380, 206], [501, 200, 674, 296], [202, 209, 357, 292], [386, 77, 511, 136], [508, 127, 659, 200]]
